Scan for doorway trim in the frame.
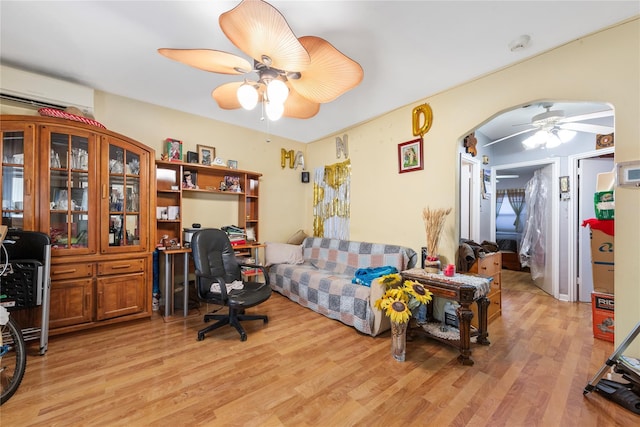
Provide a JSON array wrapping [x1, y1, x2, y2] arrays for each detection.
[[460, 154, 481, 242], [490, 158, 561, 299], [567, 146, 614, 302]]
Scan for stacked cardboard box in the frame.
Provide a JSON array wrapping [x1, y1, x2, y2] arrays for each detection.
[[588, 171, 615, 342], [591, 292, 614, 342]]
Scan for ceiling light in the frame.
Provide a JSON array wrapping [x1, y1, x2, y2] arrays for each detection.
[[237, 81, 259, 110], [236, 70, 290, 121], [546, 132, 562, 148], [266, 79, 289, 104], [523, 130, 546, 149], [522, 128, 577, 150], [265, 101, 284, 121], [557, 129, 577, 143]]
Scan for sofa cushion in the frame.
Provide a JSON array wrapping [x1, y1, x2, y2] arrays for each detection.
[[286, 229, 309, 245], [302, 237, 416, 272], [265, 242, 304, 267]]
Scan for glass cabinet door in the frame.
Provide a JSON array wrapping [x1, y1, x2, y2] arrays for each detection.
[[1, 122, 36, 231], [42, 126, 97, 254], [101, 137, 148, 253]]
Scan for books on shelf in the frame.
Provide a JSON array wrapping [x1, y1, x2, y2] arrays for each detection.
[[222, 225, 246, 246]]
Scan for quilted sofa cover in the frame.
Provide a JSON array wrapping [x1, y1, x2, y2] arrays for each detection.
[[268, 237, 417, 336]]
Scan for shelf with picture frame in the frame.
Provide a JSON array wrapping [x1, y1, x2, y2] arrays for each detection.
[[154, 159, 262, 247]]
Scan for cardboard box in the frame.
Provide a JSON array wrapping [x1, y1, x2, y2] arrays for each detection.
[[589, 228, 614, 294], [591, 292, 614, 342]]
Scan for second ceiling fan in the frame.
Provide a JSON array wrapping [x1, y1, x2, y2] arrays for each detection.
[[158, 0, 364, 121], [484, 103, 614, 148]]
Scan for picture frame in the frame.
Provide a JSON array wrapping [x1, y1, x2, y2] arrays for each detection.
[[398, 138, 423, 173], [227, 159, 238, 169], [224, 175, 241, 192], [197, 144, 215, 166], [182, 170, 197, 189], [186, 151, 199, 164], [559, 176, 570, 193], [165, 138, 183, 162]]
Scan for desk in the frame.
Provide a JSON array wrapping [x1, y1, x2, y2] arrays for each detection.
[[159, 247, 191, 317], [233, 243, 266, 278], [232, 243, 266, 261], [401, 268, 492, 365]]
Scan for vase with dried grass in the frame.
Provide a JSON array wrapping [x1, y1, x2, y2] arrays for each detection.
[[422, 207, 451, 273]]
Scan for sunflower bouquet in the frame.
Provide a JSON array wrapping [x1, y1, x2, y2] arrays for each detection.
[[374, 273, 433, 324]]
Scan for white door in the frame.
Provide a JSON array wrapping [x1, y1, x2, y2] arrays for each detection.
[[460, 161, 471, 239], [460, 156, 480, 242], [577, 157, 615, 302]]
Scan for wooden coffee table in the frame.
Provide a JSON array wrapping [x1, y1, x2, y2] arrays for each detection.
[[401, 268, 492, 365]]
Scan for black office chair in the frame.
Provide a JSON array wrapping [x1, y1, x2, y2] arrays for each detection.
[[190, 228, 271, 341]]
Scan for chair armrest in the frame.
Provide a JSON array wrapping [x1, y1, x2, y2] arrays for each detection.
[[195, 272, 229, 300]]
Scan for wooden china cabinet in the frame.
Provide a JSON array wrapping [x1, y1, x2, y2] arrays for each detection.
[[1, 115, 155, 335]]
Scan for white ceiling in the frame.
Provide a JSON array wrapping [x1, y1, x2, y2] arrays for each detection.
[[0, 1, 637, 143]]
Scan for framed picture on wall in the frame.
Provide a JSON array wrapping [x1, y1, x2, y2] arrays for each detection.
[[398, 138, 423, 173], [197, 144, 215, 166]]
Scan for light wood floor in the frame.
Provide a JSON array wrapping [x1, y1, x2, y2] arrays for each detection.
[[1, 270, 637, 426]]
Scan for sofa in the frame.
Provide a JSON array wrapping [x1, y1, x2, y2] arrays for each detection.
[[266, 237, 417, 336]]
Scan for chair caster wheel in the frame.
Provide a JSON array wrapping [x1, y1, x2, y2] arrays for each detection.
[[240, 334, 247, 341], [263, 318, 268, 323], [197, 333, 205, 341]]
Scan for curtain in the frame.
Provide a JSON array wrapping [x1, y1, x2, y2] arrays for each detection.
[[507, 189, 526, 231], [495, 190, 506, 218], [313, 159, 351, 239]]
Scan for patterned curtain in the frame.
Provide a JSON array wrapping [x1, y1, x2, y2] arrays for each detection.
[[495, 189, 506, 218], [507, 188, 526, 231], [313, 159, 351, 239]]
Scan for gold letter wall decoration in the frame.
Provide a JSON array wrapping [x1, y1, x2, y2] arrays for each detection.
[[412, 103, 433, 137], [281, 148, 294, 168]]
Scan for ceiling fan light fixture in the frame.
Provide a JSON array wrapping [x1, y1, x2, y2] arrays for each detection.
[[523, 131, 546, 149], [265, 101, 284, 121], [546, 132, 562, 148], [557, 129, 577, 143], [237, 81, 259, 110], [266, 79, 289, 104]]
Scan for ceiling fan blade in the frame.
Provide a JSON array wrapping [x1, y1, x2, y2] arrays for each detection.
[[559, 109, 614, 123], [559, 122, 614, 134], [158, 49, 252, 74], [288, 36, 364, 104], [283, 87, 320, 119], [211, 82, 245, 110], [219, 0, 310, 72], [483, 128, 536, 147]]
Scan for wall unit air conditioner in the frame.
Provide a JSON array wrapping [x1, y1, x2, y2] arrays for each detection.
[[0, 64, 95, 117]]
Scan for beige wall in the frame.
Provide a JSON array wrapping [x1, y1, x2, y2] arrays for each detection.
[[307, 18, 640, 349]]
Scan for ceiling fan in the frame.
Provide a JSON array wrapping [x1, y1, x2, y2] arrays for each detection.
[[484, 103, 614, 148], [158, 0, 363, 121]]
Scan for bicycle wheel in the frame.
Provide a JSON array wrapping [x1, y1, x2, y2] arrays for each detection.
[[0, 317, 27, 405]]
